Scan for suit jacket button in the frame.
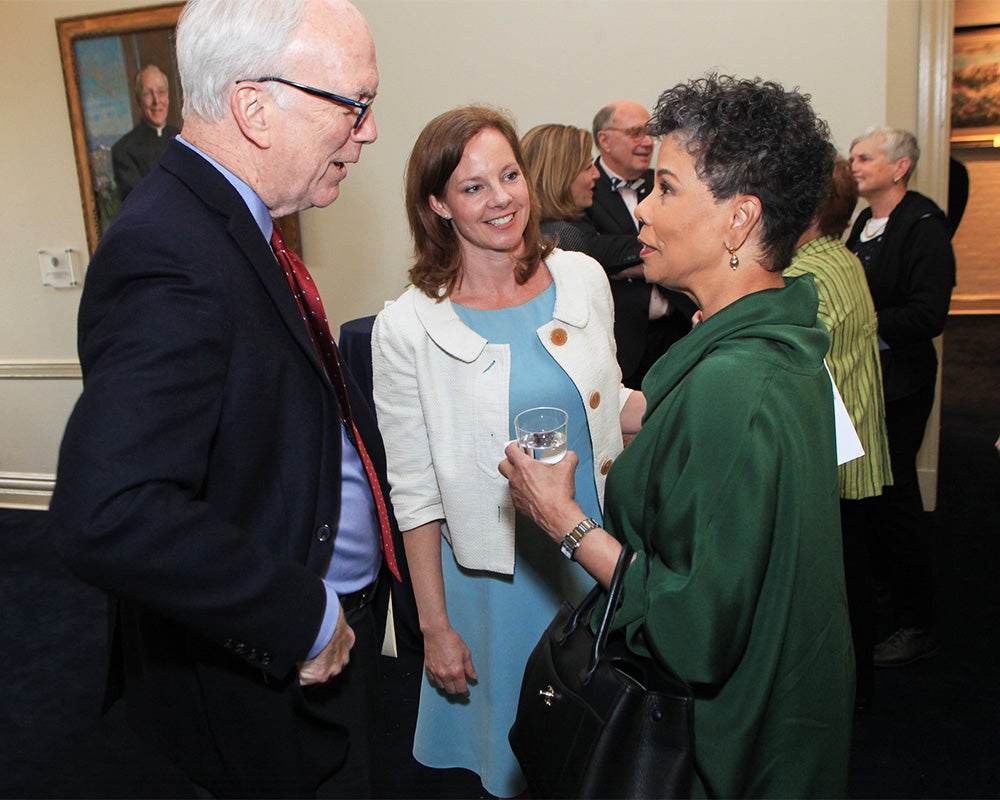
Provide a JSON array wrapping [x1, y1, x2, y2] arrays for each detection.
[[589, 391, 601, 409], [601, 459, 613, 475], [550, 328, 568, 346], [316, 524, 332, 542]]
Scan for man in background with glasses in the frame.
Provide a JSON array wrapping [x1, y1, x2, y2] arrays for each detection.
[[586, 100, 694, 388], [50, 1, 400, 797]]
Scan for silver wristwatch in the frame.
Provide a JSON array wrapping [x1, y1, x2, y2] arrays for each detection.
[[560, 517, 600, 560]]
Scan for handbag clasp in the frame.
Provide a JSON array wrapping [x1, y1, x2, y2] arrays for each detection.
[[538, 685, 556, 706]]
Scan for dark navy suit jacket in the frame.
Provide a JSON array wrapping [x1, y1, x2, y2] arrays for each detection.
[[584, 159, 655, 380], [50, 139, 402, 796]]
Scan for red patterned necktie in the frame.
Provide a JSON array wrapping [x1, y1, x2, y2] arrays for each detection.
[[270, 222, 401, 581]]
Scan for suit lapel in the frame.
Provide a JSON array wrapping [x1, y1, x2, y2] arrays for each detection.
[[159, 141, 331, 388], [637, 170, 654, 203], [593, 159, 637, 233], [593, 159, 653, 233], [235, 218, 332, 388]]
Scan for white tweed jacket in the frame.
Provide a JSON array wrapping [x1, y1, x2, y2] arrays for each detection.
[[371, 249, 632, 575]]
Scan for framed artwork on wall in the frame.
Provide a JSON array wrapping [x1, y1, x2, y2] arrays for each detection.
[[952, 24, 1000, 148], [56, 3, 300, 255]]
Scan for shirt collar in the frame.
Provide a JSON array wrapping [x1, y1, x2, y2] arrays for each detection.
[[176, 136, 273, 240], [598, 157, 627, 184]]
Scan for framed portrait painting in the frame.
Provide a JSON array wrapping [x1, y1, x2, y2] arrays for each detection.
[[56, 3, 301, 255], [57, 4, 184, 254]]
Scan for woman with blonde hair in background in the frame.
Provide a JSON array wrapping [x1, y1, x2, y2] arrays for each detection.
[[520, 122, 644, 274]]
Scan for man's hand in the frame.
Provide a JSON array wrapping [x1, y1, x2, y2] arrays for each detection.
[[298, 603, 354, 686]]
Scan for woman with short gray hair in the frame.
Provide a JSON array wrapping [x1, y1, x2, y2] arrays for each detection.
[[846, 126, 955, 668]]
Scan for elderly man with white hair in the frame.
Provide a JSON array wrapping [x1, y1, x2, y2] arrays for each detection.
[[50, 1, 399, 796]]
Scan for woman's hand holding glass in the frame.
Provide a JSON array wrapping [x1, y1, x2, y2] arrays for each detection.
[[500, 444, 624, 589], [500, 443, 583, 546], [514, 406, 568, 464]]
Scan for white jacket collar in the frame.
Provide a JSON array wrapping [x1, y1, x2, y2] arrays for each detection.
[[411, 250, 589, 362]]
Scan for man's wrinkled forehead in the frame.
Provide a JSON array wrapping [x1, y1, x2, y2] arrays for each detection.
[[289, 0, 378, 90], [612, 103, 650, 126]]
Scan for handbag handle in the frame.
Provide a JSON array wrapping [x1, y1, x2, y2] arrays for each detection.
[[561, 543, 634, 685]]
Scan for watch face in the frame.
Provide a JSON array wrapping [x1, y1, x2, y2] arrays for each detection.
[[561, 518, 598, 560], [560, 534, 580, 559]]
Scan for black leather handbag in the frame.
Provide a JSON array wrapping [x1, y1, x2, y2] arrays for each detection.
[[509, 544, 695, 799]]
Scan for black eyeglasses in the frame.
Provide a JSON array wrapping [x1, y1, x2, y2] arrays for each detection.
[[235, 76, 372, 129], [603, 126, 649, 139]]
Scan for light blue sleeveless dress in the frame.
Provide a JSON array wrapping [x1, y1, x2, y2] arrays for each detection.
[[411, 283, 603, 797]]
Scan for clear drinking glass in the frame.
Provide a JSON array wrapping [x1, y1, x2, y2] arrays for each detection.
[[515, 407, 568, 464]]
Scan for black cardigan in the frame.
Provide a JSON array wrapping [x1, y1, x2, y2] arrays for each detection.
[[846, 190, 955, 401]]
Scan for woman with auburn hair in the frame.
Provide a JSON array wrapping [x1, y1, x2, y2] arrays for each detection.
[[502, 75, 854, 796], [787, 155, 893, 711], [371, 105, 644, 797]]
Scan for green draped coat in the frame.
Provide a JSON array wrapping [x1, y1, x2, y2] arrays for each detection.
[[607, 275, 854, 798]]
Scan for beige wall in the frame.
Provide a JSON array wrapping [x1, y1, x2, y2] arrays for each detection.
[[0, 0, 924, 507]]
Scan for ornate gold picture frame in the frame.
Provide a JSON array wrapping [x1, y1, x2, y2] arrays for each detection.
[[952, 24, 1000, 149], [56, 3, 300, 255]]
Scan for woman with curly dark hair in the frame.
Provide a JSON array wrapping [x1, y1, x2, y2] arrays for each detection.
[[502, 75, 854, 796]]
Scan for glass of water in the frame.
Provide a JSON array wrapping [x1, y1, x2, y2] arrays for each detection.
[[515, 407, 568, 463]]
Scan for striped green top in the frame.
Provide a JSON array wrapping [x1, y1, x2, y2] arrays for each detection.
[[787, 236, 893, 499]]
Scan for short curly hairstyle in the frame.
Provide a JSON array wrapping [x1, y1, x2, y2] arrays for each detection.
[[648, 74, 835, 272], [405, 105, 552, 299], [520, 124, 594, 222]]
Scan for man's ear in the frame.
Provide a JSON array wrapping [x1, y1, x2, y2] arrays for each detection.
[[596, 130, 611, 153], [231, 83, 272, 148]]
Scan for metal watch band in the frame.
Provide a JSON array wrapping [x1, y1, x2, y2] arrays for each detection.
[[560, 517, 600, 560]]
